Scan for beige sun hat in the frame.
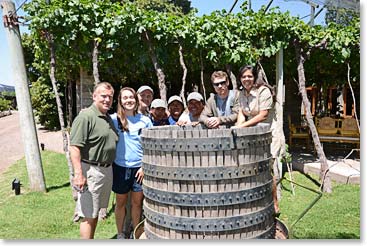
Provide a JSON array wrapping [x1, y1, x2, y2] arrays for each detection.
[[137, 85, 153, 94], [187, 92, 204, 102], [151, 99, 167, 109], [167, 95, 184, 106]]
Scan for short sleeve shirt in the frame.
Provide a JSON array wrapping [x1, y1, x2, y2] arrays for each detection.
[[239, 86, 274, 124], [178, 111, 199, 123], [111, 113, 153, 168], [70, 104, 118, 164]]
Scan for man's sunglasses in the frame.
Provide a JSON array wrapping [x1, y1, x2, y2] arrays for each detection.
[[212, 80, 227, 87]]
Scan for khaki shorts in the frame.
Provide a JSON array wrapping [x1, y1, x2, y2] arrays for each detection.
[[76, 162, 113, 219]]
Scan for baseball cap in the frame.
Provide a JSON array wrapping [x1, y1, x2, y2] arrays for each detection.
[[151, 99, 167, 109], [187, 92, 204, 102], [167, 95, 183, 106], [137, 85, 153, 94]]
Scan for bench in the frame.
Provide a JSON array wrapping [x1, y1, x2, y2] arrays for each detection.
[[288, 115, 311, 149], [316, 117, 360, 147]]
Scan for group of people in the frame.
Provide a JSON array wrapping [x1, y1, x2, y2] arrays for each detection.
[[142, 89, 206, 127], [69, 64, 278, 239]]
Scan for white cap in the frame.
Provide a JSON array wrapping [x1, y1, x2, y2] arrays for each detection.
[[168, 95, 183, 106], [187, 92, 204, 102], [137, 85, 153, 94], [151, 99, 167, 109]]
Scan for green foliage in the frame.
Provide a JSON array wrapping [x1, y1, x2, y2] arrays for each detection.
[[30, 79, 60, 130], [0, 91, 16, 98], [0, 98, 12, 111], [281, 144, 292, 164], [131, 0, 191, 14], [325, 2, 359, 27], [22, 0, 360, 107]]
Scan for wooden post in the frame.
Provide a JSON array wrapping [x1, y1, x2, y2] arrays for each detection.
[[274, 48, 286, 199], [1, 0, 46, 192]]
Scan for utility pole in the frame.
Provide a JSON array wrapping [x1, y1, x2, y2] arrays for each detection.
[[300, 0, 319, 26], [1, 0, 46, 192]]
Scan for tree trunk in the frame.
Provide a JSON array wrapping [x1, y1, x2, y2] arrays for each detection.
[[225, 64, 237, 90], [347, 63, 360, 131], [256, 61, 269, 84], [199, 50, 207, 102], [178, 43, 187, 107], [294, 42, 332, 193], [46, 32, 76, 198], [66, 72, 74, 128], [144, 31, 167, 101], [92, 39, 101, 85], [66, 79, 73, 128]]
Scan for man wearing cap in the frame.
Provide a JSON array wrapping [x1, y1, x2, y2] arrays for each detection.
[[149, 99, 169, 126], [177, 92, 205, 126], [199, 70, 240, 128], [137, 85, 154, 116], [167, 95, 185, 125]]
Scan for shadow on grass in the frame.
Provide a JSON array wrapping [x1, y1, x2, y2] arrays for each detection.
[[46, 182, 70, 192], [301, 172, 321, 187], [281, 161, 321, 188], [106, 204, 115, 218]]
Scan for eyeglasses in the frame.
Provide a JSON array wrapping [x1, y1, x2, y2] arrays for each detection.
[[212, 80, 227, 87]]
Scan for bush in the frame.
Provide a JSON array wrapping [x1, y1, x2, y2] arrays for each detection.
[[30, 79, 60, 130], [0, 97, 12, 111]]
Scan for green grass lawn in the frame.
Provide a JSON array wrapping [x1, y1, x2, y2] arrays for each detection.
[[0, 151, 360, 239], [279, 172, 360, 239]]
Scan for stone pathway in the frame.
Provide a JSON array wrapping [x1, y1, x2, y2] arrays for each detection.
[[290, 146, 360, 184]]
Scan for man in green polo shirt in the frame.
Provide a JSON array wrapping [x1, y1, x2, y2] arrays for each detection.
[[70, 82, 118, 239]]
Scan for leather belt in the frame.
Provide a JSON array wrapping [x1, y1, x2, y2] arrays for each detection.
[[82, 159, 112, 168]]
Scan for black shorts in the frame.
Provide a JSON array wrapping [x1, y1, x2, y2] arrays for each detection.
[[112, 164, 143, 194]]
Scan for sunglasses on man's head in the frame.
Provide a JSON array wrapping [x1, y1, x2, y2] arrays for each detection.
[[212, 80, 227, 87]]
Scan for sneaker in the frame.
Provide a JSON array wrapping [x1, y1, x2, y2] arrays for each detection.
[[116, 233, 126, 239], [72, 213, 81, 223], [98, 208, 107, 221]]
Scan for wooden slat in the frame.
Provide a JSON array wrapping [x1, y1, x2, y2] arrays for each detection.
[[185, 129, 197, 239], [216, 129, 227, 240], [199, 129, 210, 224], [171, 129, 182, 239], [177, 129, 189, 239], [208, 129, 218, 220], [164, 129, 176, 239], [159, 129, 170, 238], [142, 125, 274, 239]]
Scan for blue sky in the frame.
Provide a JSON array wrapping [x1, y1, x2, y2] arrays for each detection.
[[0, 0, 355, 86]]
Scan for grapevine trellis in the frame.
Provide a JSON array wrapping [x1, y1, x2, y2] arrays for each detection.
[[23, 0, 359, 193]]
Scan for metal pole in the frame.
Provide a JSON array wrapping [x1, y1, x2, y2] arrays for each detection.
[[1, 0, 46, 192], [264, 0, 274, 13], [310, 5, 315, 26], [228, 0, 239, 14]]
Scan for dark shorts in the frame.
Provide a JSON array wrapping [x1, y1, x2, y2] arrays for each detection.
[[112, 164, 143, 194]]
